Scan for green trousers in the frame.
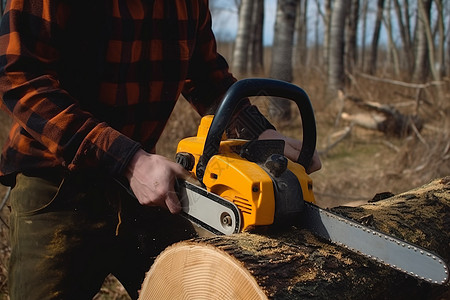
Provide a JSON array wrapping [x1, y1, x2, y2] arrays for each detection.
[[8, 170, 197, 300]]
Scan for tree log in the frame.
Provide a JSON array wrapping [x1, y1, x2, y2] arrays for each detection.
[[340, 94, 423, 137], [139, 177, 450, 299]]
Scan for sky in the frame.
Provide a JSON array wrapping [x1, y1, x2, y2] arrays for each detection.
[[209, 0, 401, 47], [210, 0, 278, 46]]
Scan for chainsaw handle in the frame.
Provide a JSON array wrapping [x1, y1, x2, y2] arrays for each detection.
[[196, 78, 317, 183]]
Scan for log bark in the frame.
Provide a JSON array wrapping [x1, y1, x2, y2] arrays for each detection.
[[139, 177, 450, 299]]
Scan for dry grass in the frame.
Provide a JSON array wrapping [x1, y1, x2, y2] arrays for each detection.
[[310, 74, 450, 208], [0, 67, 449, 298]]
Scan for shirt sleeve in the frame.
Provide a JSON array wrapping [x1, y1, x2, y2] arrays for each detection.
[[182, 0, 275, 140], [0, 0, 141, 176]]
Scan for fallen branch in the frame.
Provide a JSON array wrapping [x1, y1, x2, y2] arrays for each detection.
[[356, 72, 445, 89], [320, 125, 353, 155]]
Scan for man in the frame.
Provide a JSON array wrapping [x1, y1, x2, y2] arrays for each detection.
[[0, 1, 321, 299]]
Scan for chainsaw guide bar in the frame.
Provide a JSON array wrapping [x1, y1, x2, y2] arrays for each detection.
[[178, 180, 241, 235], [300, 202, 449, 285]]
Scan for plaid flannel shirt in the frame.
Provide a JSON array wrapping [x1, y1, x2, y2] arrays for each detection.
[[0, 0, 274, 186]]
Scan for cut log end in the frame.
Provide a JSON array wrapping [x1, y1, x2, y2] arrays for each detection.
[[139, 243, 267, 300]]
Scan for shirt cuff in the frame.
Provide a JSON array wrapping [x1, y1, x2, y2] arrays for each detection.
[[67, 122, 141, 176]]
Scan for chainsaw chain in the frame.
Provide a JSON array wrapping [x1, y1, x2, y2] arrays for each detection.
[[307, 205, 449, 285]]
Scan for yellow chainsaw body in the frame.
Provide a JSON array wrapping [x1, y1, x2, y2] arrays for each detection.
[[176, 115, 315, 231]]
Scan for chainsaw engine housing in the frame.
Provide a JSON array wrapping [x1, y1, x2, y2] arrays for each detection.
[[176, 115, 315, 231]]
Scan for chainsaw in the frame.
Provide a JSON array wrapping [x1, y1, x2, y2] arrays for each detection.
[[172, 78, 449, 285]]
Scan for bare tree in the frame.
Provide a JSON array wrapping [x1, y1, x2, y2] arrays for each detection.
[[232, 0, 265, 77], [367, 0, 386, 75], [447, 4, 450, 76], [232, 0, 253, 76], [328, 0, 350, 92], [413, 0, 432, 82], [432, 0, 445, 80], [313, 2, 321, 65], [322, 0, 333, 70], [249, 0, 265, 75], [360, 0, 369, 70], [294, 0, 308, 69], [268, 0, 299, 121], [345, 0, 360, 74], [384, 0, 401, 76], [393, 0, 414, 76], [416, 0, 445, 102]]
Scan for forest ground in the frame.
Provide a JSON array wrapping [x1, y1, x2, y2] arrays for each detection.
[[0, 64, 449, 299]]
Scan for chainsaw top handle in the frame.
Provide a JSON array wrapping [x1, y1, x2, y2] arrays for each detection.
[[196, 78, 317, 183]]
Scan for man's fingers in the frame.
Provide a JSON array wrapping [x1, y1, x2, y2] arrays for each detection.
[[307, 152, 322, 174], [165, 190, 182, 214], [283, 136, 302, 151], [284, 143, 301, 162], [171, 160, 192, 180], [284, 143, 322, 174]]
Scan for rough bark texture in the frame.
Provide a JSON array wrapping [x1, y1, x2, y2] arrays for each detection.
[[327, 0, 349, 92], [232, 0, 253, 76], [249, 0, 264, 75], [345, 0, 359, 74], [413, 0, 431, 82], [393, 0, 413, 75], [294, 0, 308, 68], [140, 177, 450, 300], [232, 0, 264, 77], [322, 0, 332, 69], [367, 0, 385, 75]]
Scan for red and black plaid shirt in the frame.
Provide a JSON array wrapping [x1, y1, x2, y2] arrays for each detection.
[[0, 0, 273, 185]]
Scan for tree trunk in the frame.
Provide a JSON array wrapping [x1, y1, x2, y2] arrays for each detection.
[[268, 0, 298, 121], [384, 0, 401, 76], [322, 0, 332, 71], [447, 8, 450, 77], [328, 0, 349, 93], [360, 0, 369, 70], [434, 0, 444, 80], [139, 177, 450, 300], [232, 0, 265, 77], [413, 0, 431, 82], [345, 0, 359, 75], [232, 0, 253, 77], [415, 0, 445, 102], [393, 0, 414, 76], [421, 0, 444, 81], [294, 0, 308, 69], [313, 2, 321, 66], [249, 0, 265, 75], [367, 0, 385, 75]]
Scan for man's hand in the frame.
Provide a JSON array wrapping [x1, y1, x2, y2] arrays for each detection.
[[258, 129, 322, 174], [125, 149, 190, 213]]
